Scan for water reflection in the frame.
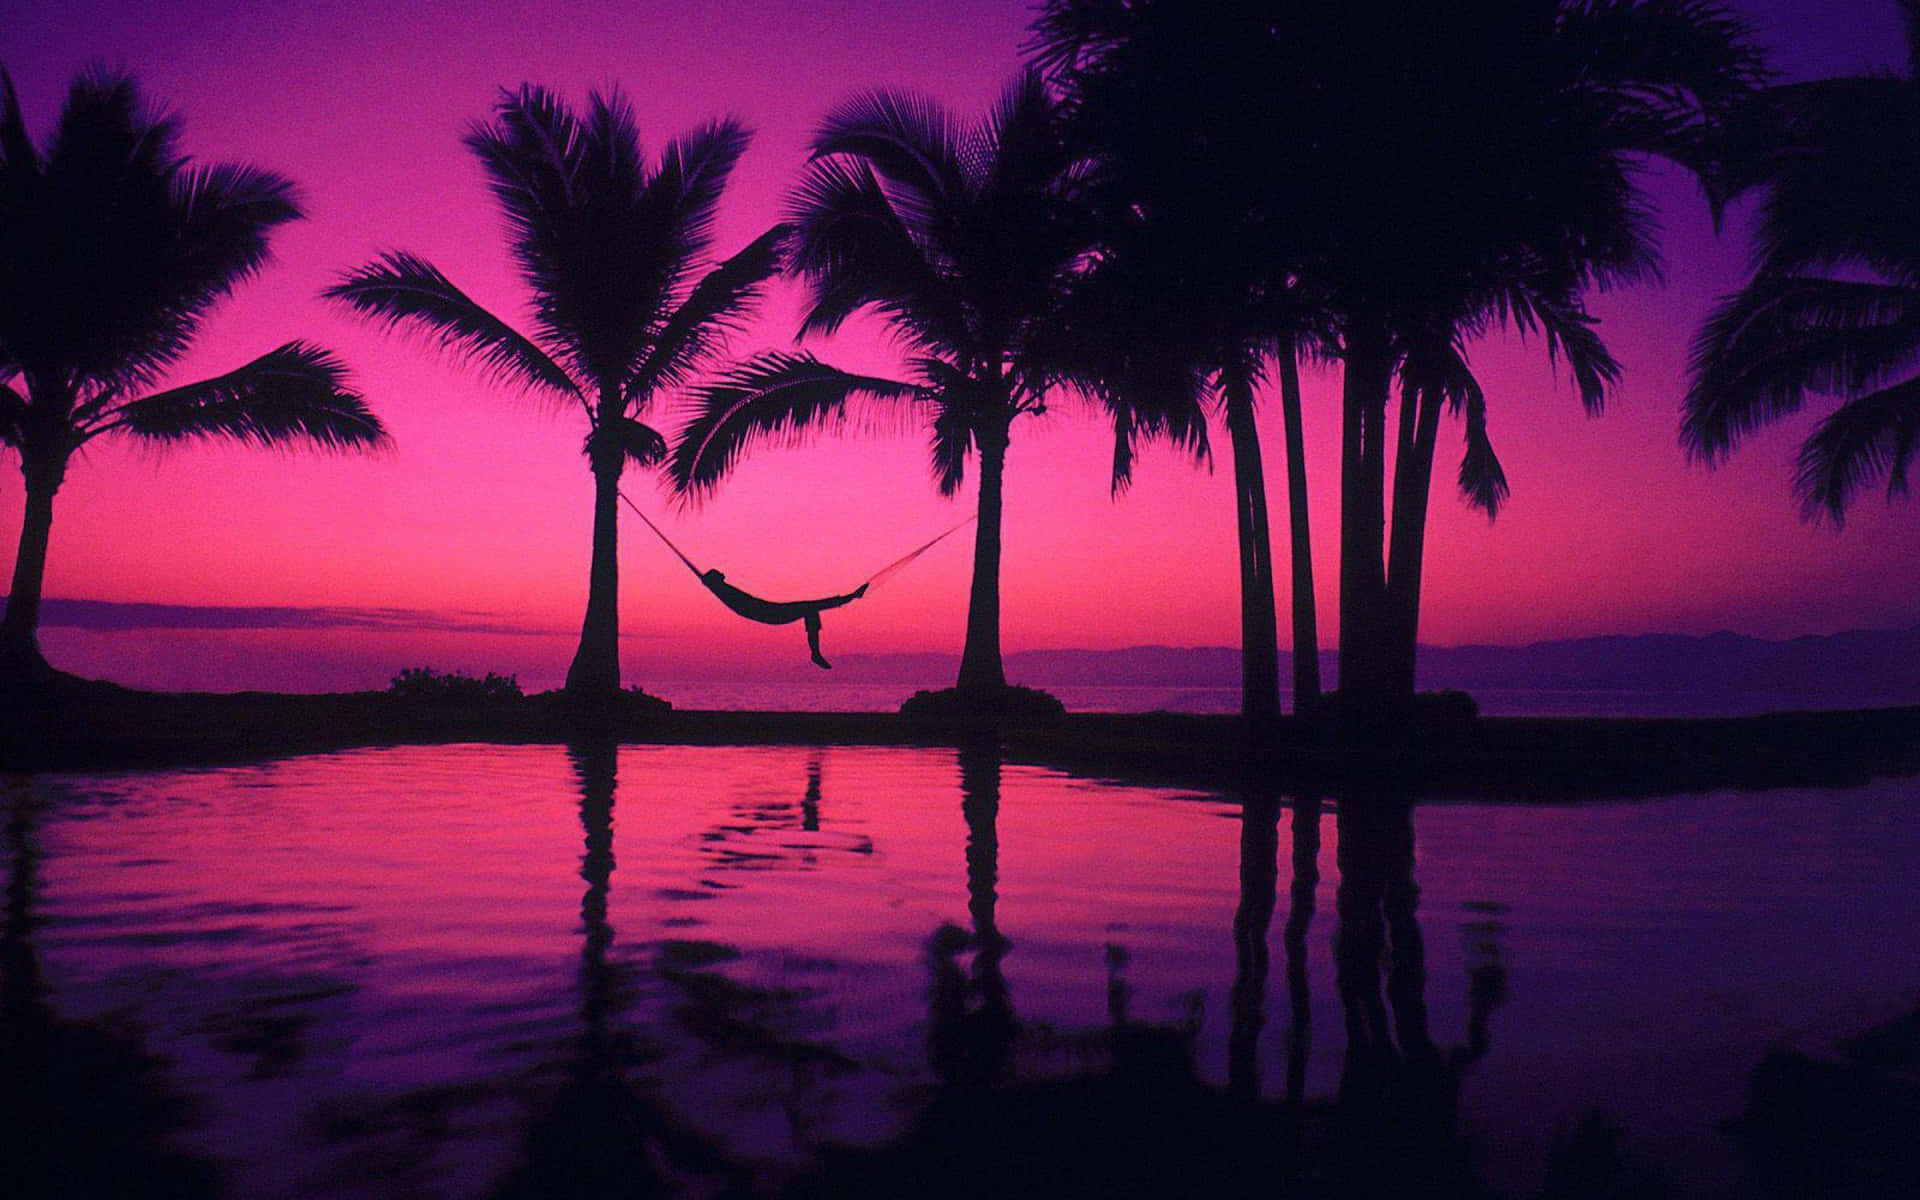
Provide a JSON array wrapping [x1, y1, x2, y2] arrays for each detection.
[[8, 744, 1908, 1197], [1, 781, 218, 1196], [927, 742, 1018, 1089], [1285, 793, 1324, 1106], [494, 740, 731, 1198], [1228, 791, 1277, 1100]]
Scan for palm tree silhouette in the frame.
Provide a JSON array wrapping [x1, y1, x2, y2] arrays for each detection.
[[1035, 3, 1759, 719], [0, 69, 386, 681], [1032, 3, 1328, 733], [670, 72, 1089, 703], [1314, 1, 1762, 712], [330, 86, 782, 697], [1686, 0, 1920, 523]]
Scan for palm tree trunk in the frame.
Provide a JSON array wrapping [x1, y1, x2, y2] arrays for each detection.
[[1277, 345, 1321, 712], [565, 458, 624, 697], [1338, 326, 1393, 722], [1, 454, 63, 678], [1385, 388, 1443, 701], [1221, 361, 1281, 736], [956, 420, 1009, 696]]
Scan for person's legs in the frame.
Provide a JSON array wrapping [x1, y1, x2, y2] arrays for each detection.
[[806, 611, 831, 669]]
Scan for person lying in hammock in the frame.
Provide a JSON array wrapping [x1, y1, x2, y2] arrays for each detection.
[[699, 570, 868, 670]]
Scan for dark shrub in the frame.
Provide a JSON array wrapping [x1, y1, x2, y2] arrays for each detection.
[[387, 667, 524, 703]]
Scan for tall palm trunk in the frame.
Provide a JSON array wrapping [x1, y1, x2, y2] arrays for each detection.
[[1221, 361, 1281, 736], [956, 419, 1010, 696], [1276, 345, 1321, 712], [1338, 326, 1393, 722], [1, 451, 65, 677], [1384, 388, 1443, 701], [566, 451, 624, 697]]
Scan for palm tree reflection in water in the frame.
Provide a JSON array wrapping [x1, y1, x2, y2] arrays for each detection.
[[1229, 792, 1281, 1101], [1284, 794, 1325, 1107], [1228, 790, 1326, 1109], [928, 742, 1019, 1090], [1, 783, 218, 1196], [494, 742, 729, 1199]]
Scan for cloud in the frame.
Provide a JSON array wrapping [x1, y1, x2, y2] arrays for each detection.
[[26, 597, 558, 637]]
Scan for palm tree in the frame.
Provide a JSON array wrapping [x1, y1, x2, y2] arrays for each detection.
[[1364, 1, 1759, 711], [1686, 0, 1920, 522], [1203, 1, 1760, 718], [330, 86, 782, 697], [0, 68, 386, 681], [1040, 3, 1759, 722], [1032, 1, 1328, 734], [670, 73, 1089, 704]]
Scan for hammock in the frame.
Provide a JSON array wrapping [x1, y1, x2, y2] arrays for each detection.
[[618, 491, 974, 623]]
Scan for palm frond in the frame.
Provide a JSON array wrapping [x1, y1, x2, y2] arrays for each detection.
[[1560, 0, 1768, 122], [812, 89, 964, 230], [1025, 0, 1134, 78], [1685, 275, 1920, 461], [1108, 405, 1136, 495], [3, 69, 302, 392], [930, 397, 975, 496], [105, 342, 387, 451], [1497, 284, 1619, 415], [669, 351, 920, 498], [326, 251, 579, 400], [1794, 377, 1920, 523], [787, 156, 969, 351], [624, 224, 786, 410], [581, 88, 646, 214], [465, 85, 587, 360], [45, 67, 178, 184], [1458, 391, 1510, 519], [639, 116, 752, 286], [1724, 72, 1920, 280], [976, 70, 1064, 205], [586, 416, 668, 469]]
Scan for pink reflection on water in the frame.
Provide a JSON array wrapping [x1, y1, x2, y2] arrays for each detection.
[[8, 746, 1920, 1196]]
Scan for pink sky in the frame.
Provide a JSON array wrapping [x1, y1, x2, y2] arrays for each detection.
[[7, 0, 1920, 690]]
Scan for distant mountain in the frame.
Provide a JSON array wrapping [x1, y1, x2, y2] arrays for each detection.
[[25, 593, 1920, 710], [1415, 627, 1920, 700], [836, 627, 1920, 707]]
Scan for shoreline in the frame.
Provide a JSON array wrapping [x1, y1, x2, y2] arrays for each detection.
[[6, 684, 1920, 799]]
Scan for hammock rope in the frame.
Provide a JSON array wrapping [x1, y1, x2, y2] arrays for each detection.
[[861, 513, 977, 589], [618, 490, 973, 593]]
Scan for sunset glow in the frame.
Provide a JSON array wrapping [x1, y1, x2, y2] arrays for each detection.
[[8, 0, 1920, 692]]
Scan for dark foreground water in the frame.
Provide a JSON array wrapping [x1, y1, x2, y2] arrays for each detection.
[[4, 746, 1917, 1198]]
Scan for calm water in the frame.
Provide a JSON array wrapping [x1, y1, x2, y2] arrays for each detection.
[[634, 681, 1882, 716], [4, 745, 1917, 1197]]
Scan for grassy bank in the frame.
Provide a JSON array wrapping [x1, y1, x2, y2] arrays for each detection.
[[6, 676, 1919, 800]]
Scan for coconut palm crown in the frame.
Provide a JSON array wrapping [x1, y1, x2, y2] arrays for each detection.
[[330, 85, 783, 696], [670, 72, 1092, 700], [1686, 0, 1920, 523], [1, 67, 386, 679]]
